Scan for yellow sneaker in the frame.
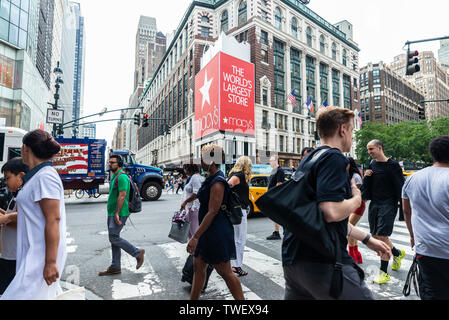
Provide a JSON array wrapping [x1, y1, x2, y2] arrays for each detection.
[[373, 270, 391, 284], [392, 249, 406, 271]]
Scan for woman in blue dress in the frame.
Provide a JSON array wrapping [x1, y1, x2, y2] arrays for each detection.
[[186, 144, 244, 300]]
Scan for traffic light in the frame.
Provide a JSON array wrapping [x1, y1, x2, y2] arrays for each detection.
[[165, 124, 171, 134], [133, 113, 141, 126], [418, 105, 425, 121], [57, 124, 64, 136], [406, 49, 420, 76], [142, 114, 150, 127]]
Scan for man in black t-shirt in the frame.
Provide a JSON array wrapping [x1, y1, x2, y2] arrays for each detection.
[[363, 140, 405, 284], [266, 155, 285, 240], [282, 107, 391, 300]]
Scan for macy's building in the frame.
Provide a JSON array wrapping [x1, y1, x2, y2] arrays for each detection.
[[135, 0, 360, 168]]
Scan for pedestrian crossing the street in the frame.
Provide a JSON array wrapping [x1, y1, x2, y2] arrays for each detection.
[[64, 219, 419, 300]]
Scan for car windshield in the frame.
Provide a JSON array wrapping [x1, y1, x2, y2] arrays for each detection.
[[250, 177, 268, 188]]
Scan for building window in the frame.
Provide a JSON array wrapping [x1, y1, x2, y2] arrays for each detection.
[[320, 63, 329, 106], [332, 42, 337, 60], [274, 7, 282, 30], [342, 49, 347, 66], [261, 30, 268, 45], [274, 40, 285, 110], [238, 0, 247, 26], [262, 89, 268, 106], [221, 10, 228, 33], [261, 10, 268, 22], [291, 48, 302, 113], [332, 69, 340, 106], [201, 15, 209, 23], [343, 74, 351, 108], [261, 49, 268, 63], [319, 35, 326, 54], [306, 56, 316, 116], [291, 17, 298, 38], [262, 110, 268, 125], [306, 27, 312, 46], [373, 69, 380, 77], [201, 26, 210, 38]]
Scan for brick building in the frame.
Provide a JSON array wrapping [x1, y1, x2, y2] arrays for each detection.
[[390, 51, 449, 121], [359, 62, 425, 125], [135, 0, 360, 167]]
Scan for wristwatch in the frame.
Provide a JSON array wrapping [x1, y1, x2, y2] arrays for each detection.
[[362, 233, 371, 245]]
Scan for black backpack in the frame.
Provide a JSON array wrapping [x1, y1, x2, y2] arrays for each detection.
[[114, 172, 142, 213], [216, 176, 243, 225], [255, 148, 344, 299]]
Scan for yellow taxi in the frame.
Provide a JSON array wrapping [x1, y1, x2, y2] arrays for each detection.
[[403, 170, 416, 179], [248, 174, 270, 216]]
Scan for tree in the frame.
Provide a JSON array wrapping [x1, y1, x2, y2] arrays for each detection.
[[354, 117, 449, 167]]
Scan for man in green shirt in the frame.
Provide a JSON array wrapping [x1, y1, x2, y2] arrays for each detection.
[[99, 155, 145, 276]]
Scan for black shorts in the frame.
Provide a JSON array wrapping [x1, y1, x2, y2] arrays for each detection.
[[417, 255, 449, 300], [368, 201, 398, 236]]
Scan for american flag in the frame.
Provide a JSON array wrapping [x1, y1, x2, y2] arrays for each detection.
[[288, 90, 296, 107], [355, 109, 363, 126]]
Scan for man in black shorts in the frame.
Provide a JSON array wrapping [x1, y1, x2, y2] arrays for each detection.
[[363, 139, 405, 284]]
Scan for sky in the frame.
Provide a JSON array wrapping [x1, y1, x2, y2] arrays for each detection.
[[75, 0, 448, 146]]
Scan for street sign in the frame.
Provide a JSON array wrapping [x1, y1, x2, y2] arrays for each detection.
[[47, 108, 64, 124]]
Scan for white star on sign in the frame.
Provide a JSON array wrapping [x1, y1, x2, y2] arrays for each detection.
[[200, 71, 213, 110], [223, 117, 228, 124]]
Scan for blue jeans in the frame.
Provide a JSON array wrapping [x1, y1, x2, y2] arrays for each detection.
[[108, 216, 141, 270]]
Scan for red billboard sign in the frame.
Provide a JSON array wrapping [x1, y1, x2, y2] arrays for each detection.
[[195, 52, 255, 140]]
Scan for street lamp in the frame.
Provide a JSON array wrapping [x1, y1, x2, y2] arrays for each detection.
[[51, 61, 63, 137]]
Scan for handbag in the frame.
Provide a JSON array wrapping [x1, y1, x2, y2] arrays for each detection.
[[168, 210, 191, 244], [255, 148, 344, 299]]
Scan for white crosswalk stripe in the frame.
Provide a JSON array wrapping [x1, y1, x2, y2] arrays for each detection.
[[76, 219, 418, 300]]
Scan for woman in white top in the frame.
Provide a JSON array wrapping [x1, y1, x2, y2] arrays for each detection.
[[181, 164, 204, 240], [1, 130, 67, 300]]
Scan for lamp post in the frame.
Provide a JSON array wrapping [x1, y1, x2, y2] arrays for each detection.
[[233, 136, 237, 164], [51, 61, 63, 137]]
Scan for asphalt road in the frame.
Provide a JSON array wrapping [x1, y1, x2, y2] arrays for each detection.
[[61, 192, 419, 300]]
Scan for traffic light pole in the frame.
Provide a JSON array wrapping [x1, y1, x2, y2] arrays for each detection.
[[405, 35, 449, 47], [420, 99, 449, 103]]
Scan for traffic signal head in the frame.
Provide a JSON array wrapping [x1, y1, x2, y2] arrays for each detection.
[[142, 114, 150, 127], [133, 113, 141, 126], [406, 50, 420, 76], [418, 105, 425, 121]]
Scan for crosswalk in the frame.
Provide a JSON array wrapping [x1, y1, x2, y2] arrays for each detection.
[[64, 219, 419, 300]]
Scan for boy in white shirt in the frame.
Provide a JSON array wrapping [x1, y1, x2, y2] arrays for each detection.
[[0, 158, 29, 295]]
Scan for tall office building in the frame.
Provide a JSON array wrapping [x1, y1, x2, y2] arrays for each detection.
[[58, 0, 77, 135], [0, 0, 51, 130], [35, 0, 55, 89], [134, 16, 157, 89], [439, 39, 449, 68], [70, 1, 85, 131]]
